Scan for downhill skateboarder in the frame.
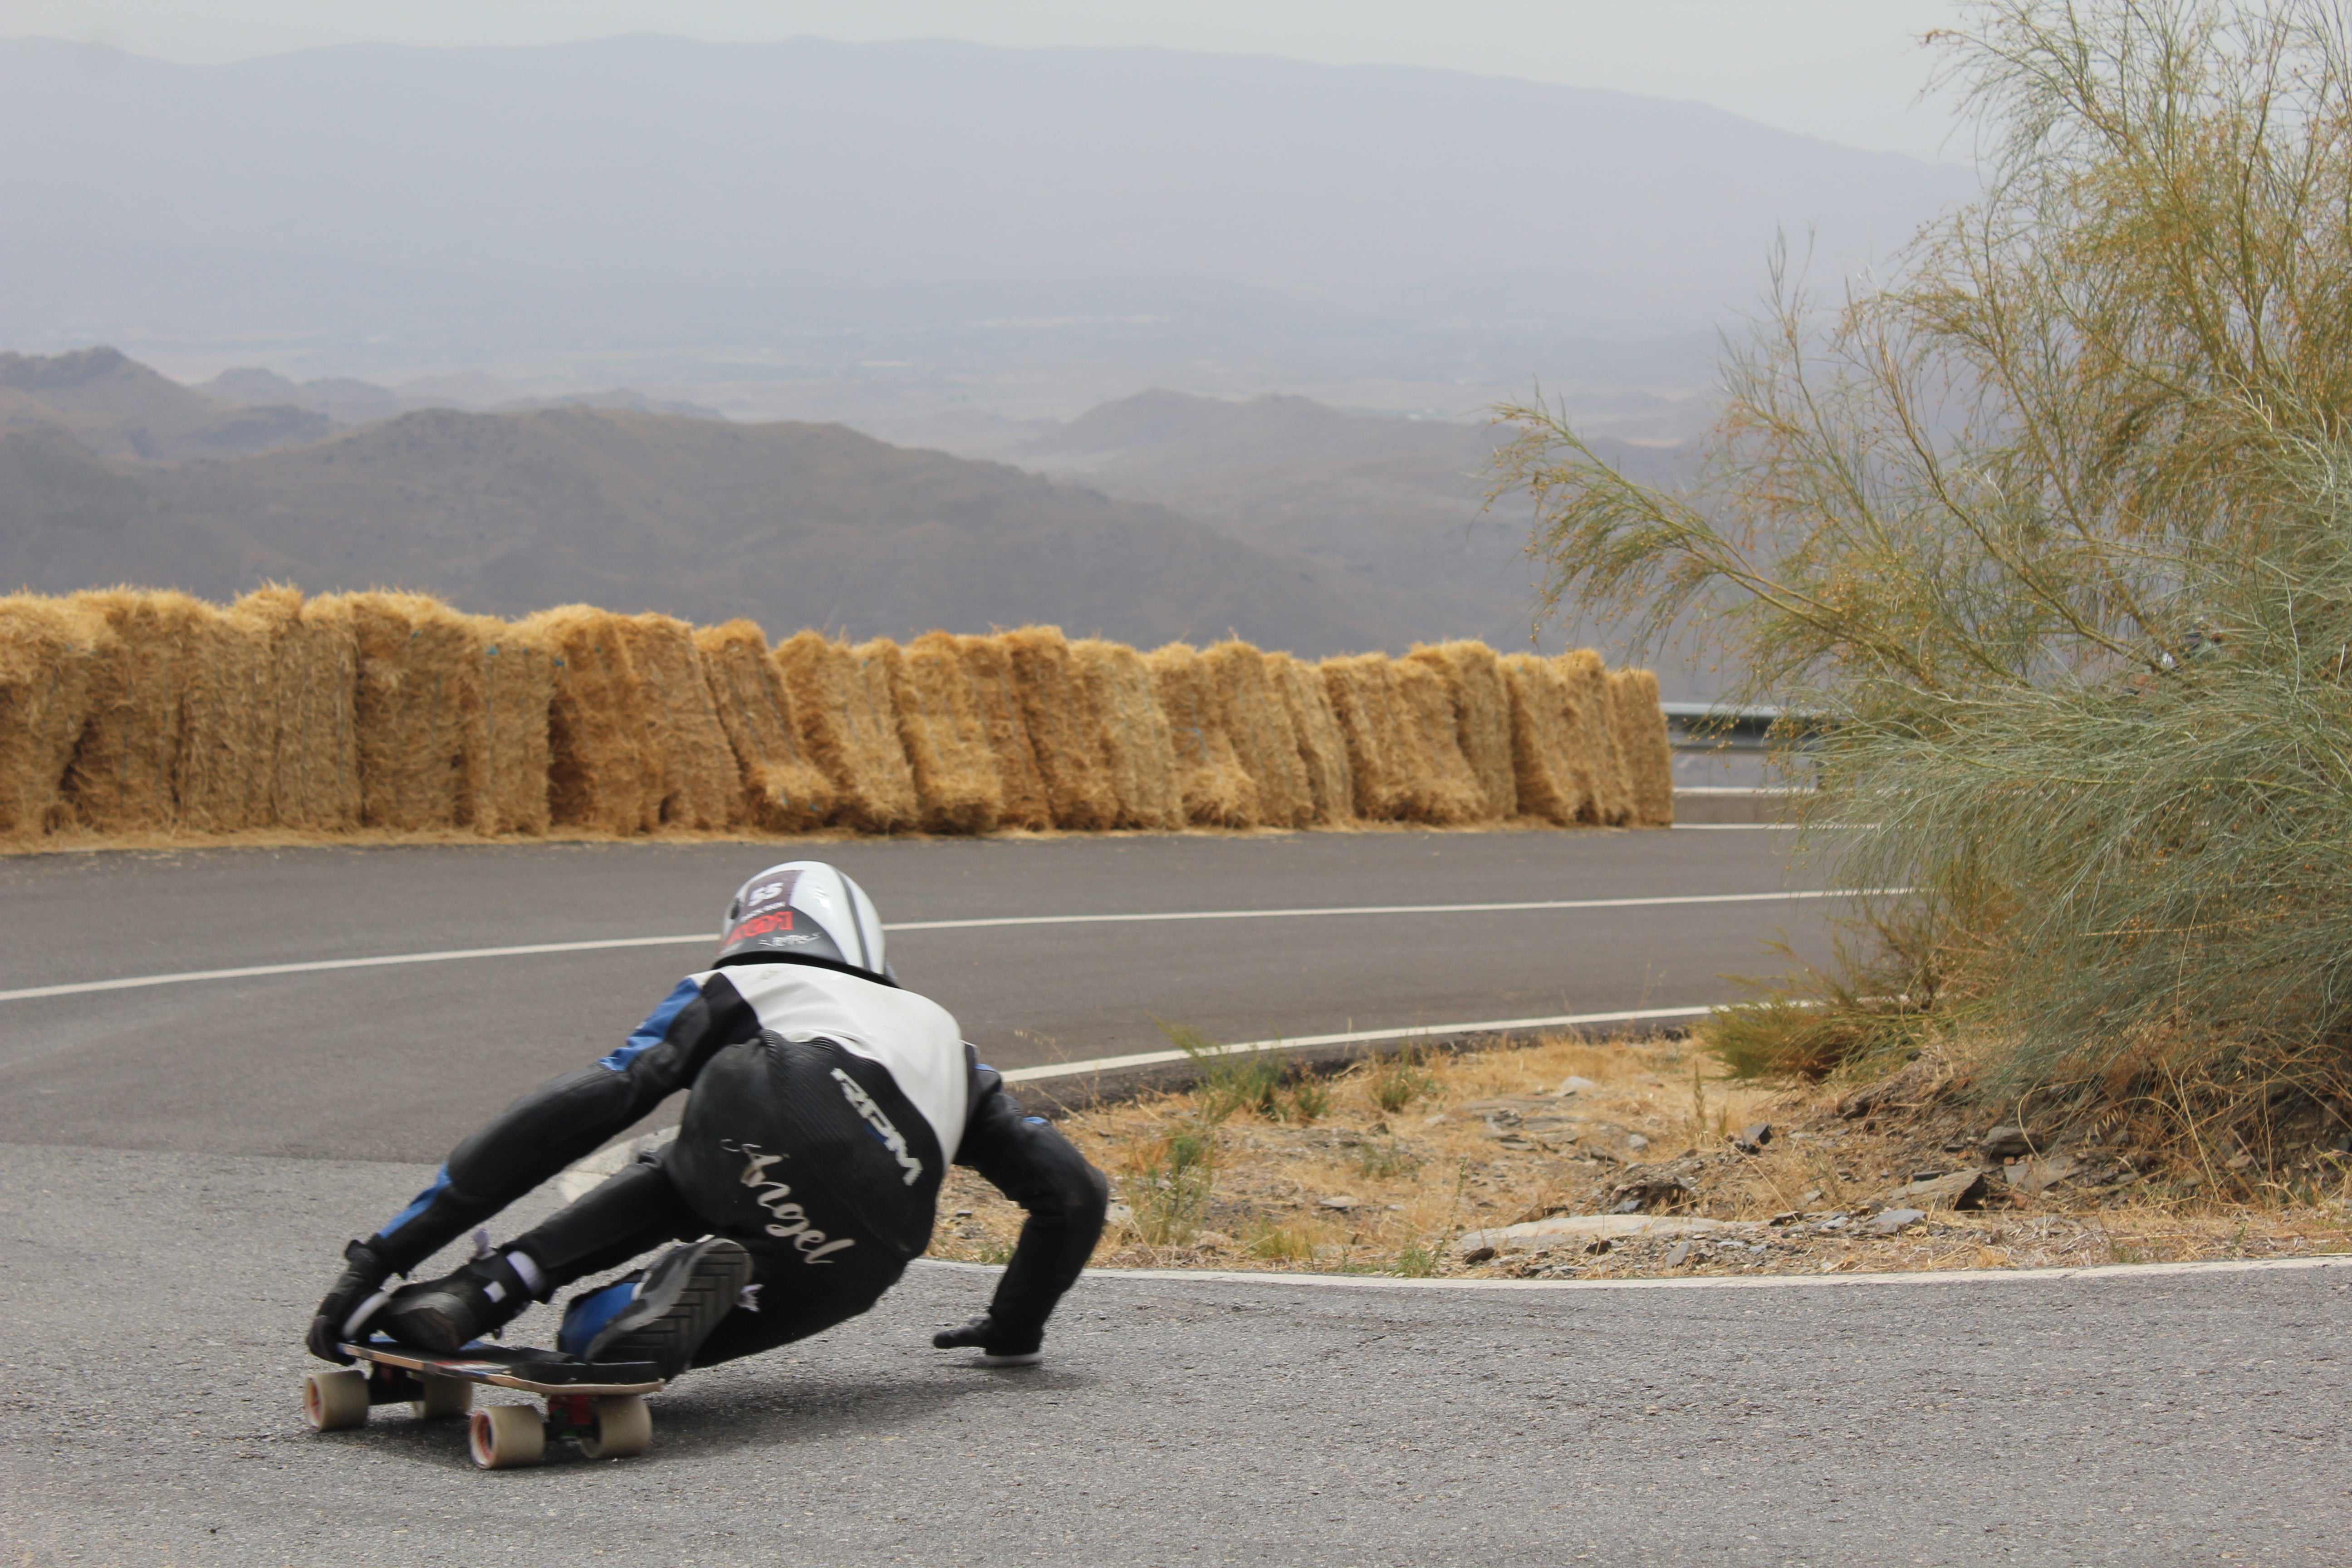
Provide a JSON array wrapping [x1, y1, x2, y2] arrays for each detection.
[[306, 860, 1108, 1377]]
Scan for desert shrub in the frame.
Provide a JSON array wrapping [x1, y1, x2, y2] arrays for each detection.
[[1392, 1244, 1441, 1279], [1356, 1138, 1424, 1181], [1120, 1124, 1215, 1246], [1279, 1074, 1333, 1123], [1161, 1019, 1334, 1122], [1367, 1045, 1437, 1113], [1160, 1020, 1285, 1122], [1245, 1221, 1321, 1262], [1496, 0, 2352, 1098], [1702, 900, 1953, 1080]]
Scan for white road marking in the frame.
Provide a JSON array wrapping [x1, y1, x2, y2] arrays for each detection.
[[996, 1005, 1719, 1083], [917, 1252, 2352, 1292], [0, 888, 1901, 1003], [884, 888, 1899, 933]]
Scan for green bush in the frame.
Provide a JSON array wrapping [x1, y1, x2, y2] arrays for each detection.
[[1495, 1, 2352, 1098]]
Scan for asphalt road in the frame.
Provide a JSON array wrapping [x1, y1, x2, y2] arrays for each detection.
[[5, 1142, 2346, 1568], [10, 829, 2339, 1566], [0, 829, 1844, 1162]]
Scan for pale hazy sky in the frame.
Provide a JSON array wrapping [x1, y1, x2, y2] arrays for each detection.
[[0, 0, 1976, 162]]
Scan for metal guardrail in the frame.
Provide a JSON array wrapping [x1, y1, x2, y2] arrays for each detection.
[[1659, 703, 1823, 752]]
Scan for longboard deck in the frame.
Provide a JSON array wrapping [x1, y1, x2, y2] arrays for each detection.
[[341, 1339, 664, 1397]]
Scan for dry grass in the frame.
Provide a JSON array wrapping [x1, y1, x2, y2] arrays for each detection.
[[926, 1033, 2352, 1279]]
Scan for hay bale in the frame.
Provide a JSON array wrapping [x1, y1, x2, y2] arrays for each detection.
[[62, 588, 214, 832], [1559, 649, 1633, 826], [1002, 626, 1118, 831], [888, 632, 1004, 834], [1146, 642, 1258, 827], [616, 612, 739, 831], [1499, 652, 1586, 826], [1609, 666, 1676, 827], [694, 620, 833, 833], [774, 631, 920, 833], [1320, 653, 1485, 824], [956, 635, 1054, 830], [0, 593, 111, 838], [270, 593, 361, 833], [524, 604, 666, 833], [1319, 653, 1408, 821], [176, 588, 294, 833], [1393, 657, 1490, 823], [1409, 641, 1518, 819], [334, 592, 493, 832], [1268, 651, 1354, 823], [1072, 638, 1183, 830], [478, 621, 555, 836], [1205, 640, 1313, 828]]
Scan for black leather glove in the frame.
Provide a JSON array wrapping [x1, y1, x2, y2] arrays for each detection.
[[306, 1239, 395, 1363], [931, 1313, 1043, 1361]]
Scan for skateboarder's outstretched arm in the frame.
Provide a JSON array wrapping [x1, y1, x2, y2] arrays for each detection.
[[933, 1060, 1109, 1361], [308, 972, 758, 1357]]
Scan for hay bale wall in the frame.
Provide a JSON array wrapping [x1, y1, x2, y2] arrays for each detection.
[[0, 588, 1678, 843], [1609, 667, 1676, 827], [1147, 642, 1259, 827], [1267, 652, 1354, 824], [888, 632, 1003, 834], [774, 631, 920, 833], [1072, 638, 1183, 830], [695, 621, 833, 833], [0, 593, 110, 838], [1002, 627, 1118, 831]]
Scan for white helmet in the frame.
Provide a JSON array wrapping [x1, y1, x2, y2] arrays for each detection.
[[715, 861, 891, 982]]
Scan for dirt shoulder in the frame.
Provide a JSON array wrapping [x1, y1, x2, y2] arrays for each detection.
[[927, 1034, 2352, 1279]]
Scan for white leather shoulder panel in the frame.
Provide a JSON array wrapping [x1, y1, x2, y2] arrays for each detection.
[[696, 965, 970, 1164]]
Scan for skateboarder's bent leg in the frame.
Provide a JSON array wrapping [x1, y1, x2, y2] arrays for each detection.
[[376, 1154, 704, 1352]]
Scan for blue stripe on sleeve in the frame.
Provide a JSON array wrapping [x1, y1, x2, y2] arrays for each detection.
[[600, 977, 702, 1073], [380, 1163, 451, 1236]]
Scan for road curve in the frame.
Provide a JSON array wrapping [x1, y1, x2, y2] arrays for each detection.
[[1, 830, 2337, 1566], [0, 830, 1847, 1161]]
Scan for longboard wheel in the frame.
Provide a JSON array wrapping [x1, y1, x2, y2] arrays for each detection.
[[578, 1394, 652, 1460], [468, 1404, 546, 1470], [304, 1369, 370, 1432], [412, 1374, 473, 1421]]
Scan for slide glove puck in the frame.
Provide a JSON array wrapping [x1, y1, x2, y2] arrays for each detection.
[[931, 1313, 1044, 1366]]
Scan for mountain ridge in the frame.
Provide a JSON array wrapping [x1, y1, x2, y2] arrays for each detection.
[[0, 356, 1477, 654]]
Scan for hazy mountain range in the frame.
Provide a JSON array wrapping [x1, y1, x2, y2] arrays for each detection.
[[0, 35, 1973, 429], [3, 347, 1651, 662]]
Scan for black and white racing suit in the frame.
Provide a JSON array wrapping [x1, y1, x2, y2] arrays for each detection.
[[358, 954, 1107, 1364]]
